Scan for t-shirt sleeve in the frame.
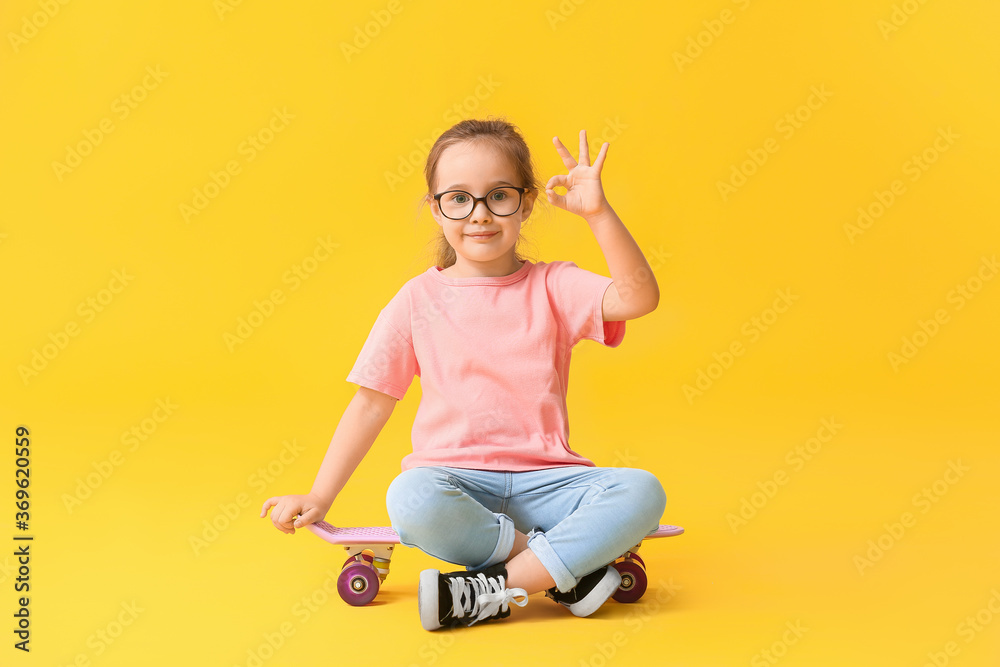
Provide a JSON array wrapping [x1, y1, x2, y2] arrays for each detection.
[[545, 260, 626, 348], [345, 288, 419, 400]]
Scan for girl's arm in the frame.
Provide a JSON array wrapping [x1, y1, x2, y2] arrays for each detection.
[[309, 386, 397, 506], [261, 386, 395, 533], [585, 204, 659, 321], [547, 130, 660, 321]]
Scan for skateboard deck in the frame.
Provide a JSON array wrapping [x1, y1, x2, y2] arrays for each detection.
[[307, 521, 684, 606]]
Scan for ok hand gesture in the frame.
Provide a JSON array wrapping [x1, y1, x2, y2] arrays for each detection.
[[546, 129, 612, 220]]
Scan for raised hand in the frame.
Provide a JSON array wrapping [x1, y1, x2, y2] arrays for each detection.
[[546, 129, 612, 219]]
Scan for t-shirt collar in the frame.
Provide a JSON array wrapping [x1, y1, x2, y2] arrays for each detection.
[[428, 260, 532, 286]]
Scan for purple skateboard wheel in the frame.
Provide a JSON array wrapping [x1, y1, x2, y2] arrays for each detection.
[[612, 559, 647, 603], [338, 562, 380, 606]]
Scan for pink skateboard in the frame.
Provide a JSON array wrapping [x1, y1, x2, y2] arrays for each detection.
[[306, 521, 684, 606]]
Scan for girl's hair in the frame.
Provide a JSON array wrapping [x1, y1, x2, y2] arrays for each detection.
[[417, 116, 547, 269]]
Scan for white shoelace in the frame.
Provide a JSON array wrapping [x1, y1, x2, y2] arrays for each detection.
[[447, 572, 528, 626]]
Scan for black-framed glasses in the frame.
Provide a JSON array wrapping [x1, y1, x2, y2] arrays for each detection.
[[432, 186, 526, 220]]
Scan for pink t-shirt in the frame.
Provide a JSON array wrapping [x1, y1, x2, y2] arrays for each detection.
[[345, 259, 626, 472]]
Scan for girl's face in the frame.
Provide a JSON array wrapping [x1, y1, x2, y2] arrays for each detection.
[[429, 141, 536, 274]]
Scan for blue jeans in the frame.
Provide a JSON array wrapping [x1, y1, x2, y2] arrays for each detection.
[[385, 465, 667, 593]]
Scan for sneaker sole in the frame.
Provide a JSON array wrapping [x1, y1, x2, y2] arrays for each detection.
[[418, 569, 443, 631], [568, 567, 623, 617]]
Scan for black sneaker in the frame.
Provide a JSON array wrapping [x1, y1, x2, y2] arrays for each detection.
[[544, 565, 622, 617], [418, 562, 529, 631]]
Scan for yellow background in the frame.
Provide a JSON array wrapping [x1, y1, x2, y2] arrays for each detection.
[[1, 0, 998, 665]]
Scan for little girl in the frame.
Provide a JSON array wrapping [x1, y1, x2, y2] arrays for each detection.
[[261, 117, 667, 631]]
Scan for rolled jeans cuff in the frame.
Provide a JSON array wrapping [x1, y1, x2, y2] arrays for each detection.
[[525, 528, 577, 593], [466, 512, 515, 571]]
